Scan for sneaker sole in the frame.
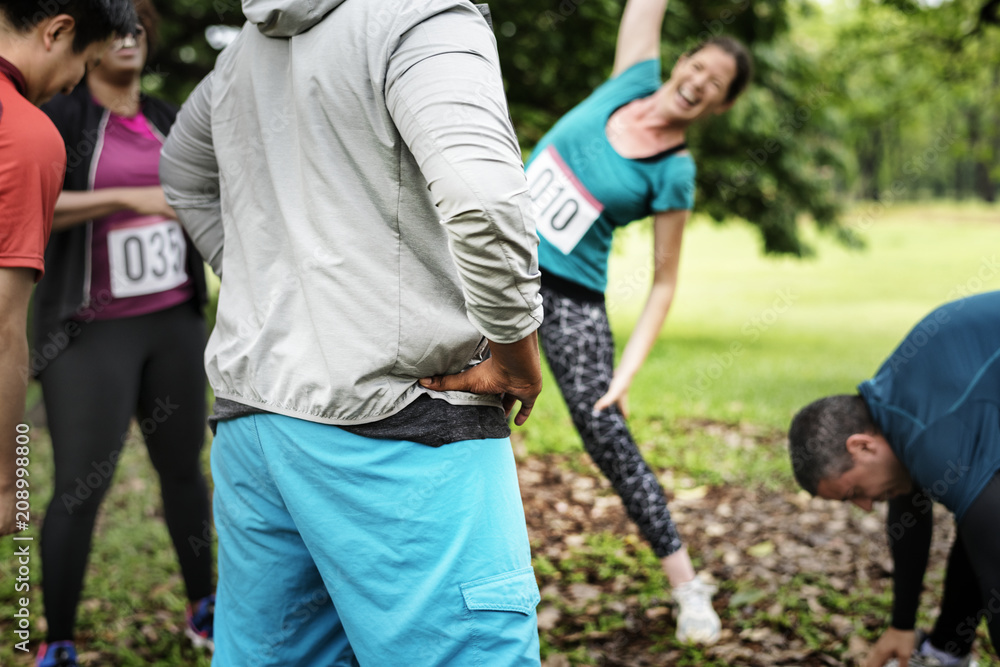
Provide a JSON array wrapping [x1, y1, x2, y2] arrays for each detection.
[[886, 657, 979, 667], [185, 627, 215, 652]]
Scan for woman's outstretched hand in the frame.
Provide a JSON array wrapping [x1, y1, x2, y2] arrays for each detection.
[[594, 375, 631, 418]]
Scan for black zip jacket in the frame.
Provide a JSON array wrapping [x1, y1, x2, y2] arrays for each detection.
[[31, 83, 208, 371]]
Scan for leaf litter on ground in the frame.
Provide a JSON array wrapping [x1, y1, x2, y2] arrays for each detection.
[[515, 421, 997, 667]]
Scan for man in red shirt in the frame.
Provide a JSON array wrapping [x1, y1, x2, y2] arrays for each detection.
[[0, 0, 136, 538]]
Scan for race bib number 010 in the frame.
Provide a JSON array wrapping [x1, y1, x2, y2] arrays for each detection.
[[108, 219, 188, 298], [526, 145, 603, 255]]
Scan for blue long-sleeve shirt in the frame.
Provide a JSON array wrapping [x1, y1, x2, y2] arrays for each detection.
[[858, 290, 1000, 521]]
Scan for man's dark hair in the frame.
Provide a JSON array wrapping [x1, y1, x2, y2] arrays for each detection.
[[685, 36, 753, 103], [788, 394, 876, 495], [1, 0, 136, 53]]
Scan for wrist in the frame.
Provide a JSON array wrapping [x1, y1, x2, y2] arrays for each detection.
[[112, 188, 136, 212], [488, 334, 540, 372], [613, 366, 638, 386]]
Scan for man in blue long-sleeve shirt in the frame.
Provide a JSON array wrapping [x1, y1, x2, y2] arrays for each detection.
[[789, 291, 1000, 667]]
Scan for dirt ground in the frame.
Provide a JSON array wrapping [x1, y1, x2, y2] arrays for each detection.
[[513, 425, 990, 667]]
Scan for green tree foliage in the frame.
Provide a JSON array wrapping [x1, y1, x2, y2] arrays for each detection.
[[491, 0, 847, 255], [144, 0, 244, 102], [815, 0, 1000, 205], [141, 0, 997, 257], [691, 40, 848, 254]]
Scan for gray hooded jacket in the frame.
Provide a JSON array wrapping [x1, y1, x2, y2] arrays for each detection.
[[160, 0, 542, 424]]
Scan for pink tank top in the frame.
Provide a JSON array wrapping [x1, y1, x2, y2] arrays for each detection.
[[86, 109, 194, 320]]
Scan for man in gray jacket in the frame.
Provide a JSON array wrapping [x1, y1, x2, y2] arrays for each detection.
[[160, 1, 544, 664]]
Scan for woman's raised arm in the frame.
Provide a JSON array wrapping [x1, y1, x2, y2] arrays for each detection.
[[611, 0, 670, 77]]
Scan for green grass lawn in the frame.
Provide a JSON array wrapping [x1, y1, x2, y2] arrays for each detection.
[[524, 202, 1000, 476], [1, 202, 998, 665]]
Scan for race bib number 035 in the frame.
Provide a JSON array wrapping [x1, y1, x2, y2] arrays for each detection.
[[526, 145, 603, 255], [107, 219, 188, 298]]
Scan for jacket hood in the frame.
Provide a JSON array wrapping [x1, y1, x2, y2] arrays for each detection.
[[242, 0, 347, 37]]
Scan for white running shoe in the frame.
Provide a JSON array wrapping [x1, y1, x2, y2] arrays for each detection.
[[671, 576, 721, 644]]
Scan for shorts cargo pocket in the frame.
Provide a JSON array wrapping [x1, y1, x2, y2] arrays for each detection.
[[460, 566, 540, 615]]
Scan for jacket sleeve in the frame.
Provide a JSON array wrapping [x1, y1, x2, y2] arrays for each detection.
[[159, 72, 225, 276], [383, 3, 543, 345]]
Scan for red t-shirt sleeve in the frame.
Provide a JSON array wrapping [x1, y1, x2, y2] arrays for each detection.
[[0, 79, 66, 280]]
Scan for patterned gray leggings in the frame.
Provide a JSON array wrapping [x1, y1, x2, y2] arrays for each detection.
[[538, 284, 683, 558]]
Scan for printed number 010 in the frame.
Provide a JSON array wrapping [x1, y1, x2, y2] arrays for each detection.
[[525, 147, 602, 255]]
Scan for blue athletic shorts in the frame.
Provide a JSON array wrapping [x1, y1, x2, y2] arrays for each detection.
[[210, 413, 541, 666]]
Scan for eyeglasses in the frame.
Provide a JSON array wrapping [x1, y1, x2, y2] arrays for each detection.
[[111, 24, 146, 50]]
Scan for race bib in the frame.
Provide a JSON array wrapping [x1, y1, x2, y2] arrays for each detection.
[[107, 219, 188, 298], [526, 146, 603, 255]]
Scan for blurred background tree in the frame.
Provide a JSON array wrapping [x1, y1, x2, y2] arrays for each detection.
[[144, 0, 1000, 256]]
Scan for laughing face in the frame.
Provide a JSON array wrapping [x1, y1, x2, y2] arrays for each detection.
[[815, 433, 914, 511], [658, 44, 738, 124]]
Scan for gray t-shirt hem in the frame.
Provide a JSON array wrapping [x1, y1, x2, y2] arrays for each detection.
[[209, 394, 510, 446]]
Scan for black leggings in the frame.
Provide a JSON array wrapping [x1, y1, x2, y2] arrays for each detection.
[[39, 303, 213, 642], [538, 285, 683, 558], [925, 472, 1000, 656]]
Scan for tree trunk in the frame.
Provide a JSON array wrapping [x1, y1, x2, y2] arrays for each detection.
[[974, 163, 996, 202], [858, 125, 882, 201], [966, 105, 996, 202]]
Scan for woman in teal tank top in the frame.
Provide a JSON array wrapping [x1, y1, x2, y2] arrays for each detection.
[[528, 0, 752, 645]]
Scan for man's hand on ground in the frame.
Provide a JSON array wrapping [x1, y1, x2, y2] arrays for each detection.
[[865, 627, 916, 667]]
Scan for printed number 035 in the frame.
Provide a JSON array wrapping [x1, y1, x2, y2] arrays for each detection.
[[108, 220, 188, 299]]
